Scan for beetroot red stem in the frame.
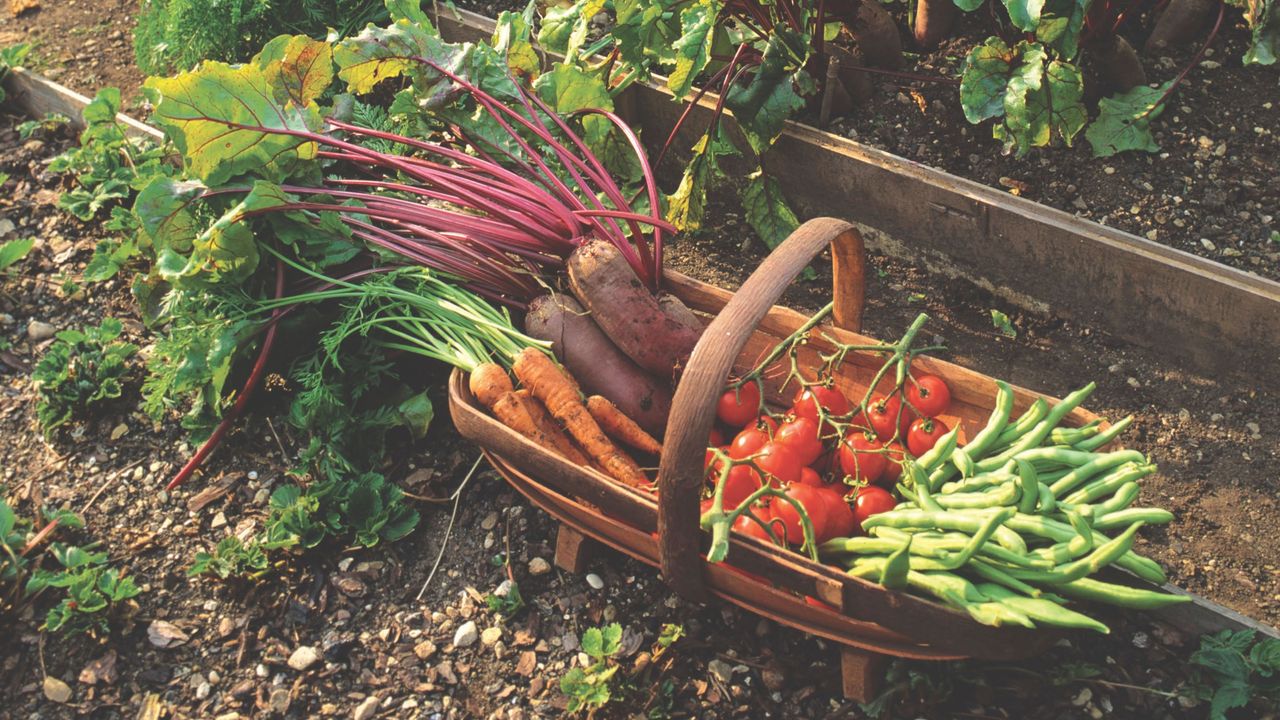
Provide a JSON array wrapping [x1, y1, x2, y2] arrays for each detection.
[[166, 259, 286, 491]]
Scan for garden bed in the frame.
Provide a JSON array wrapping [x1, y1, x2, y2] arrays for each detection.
[[2, 97, 1279, 718]]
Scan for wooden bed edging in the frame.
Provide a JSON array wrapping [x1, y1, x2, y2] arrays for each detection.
[[4, 53, 1276, 642], [432, 8, 1280, 380]]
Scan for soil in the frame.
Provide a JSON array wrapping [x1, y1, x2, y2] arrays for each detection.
[[2, 106, 1279, 720]]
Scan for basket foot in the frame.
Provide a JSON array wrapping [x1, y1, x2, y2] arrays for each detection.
[[840, 646, 887, 702], [554, 524, 596, 574]]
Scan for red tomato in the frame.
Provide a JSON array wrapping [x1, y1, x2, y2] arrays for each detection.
[[852, 485, 897, 528], [792, 385, 851, 431], [907, 417, 950, 456], [717, 382, 762, 428], [709, 427, 726, 447], [722, 466, 762, 508], [881, 442, 907, 485], [748, 443, 804, 487], [732, 511, 780, 544], [824, 493, 857, 539], [864, 394, 902, 441], [756, 415, 780, 436], [774, 416, 824, 467], [838, 432, 887, 484], [768, 484, 832, 545], [728, 427, 770, 459], [798, 466, 824, 487], [906, 374, 951, 418]]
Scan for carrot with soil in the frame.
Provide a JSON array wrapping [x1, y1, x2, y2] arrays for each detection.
[[512, 347, 648, 487], [587, 396, 663, 455]]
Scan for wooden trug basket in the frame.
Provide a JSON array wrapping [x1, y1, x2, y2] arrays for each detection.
[[448, 218, 1102, 698]]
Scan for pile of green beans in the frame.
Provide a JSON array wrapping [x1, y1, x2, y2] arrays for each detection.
[[819, 380, 1189, 633]]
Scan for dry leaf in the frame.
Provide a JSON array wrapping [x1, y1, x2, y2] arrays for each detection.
[[147, 620, 190, 648], [79, 650, 119, 685], [42, 676, 71, 703]]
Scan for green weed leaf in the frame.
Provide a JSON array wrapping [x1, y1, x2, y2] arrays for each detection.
[[740, 170, 799, 251], [1085, 81, 1170, 157], [0, 237, 35, 272], [669, 0, 722, 98]]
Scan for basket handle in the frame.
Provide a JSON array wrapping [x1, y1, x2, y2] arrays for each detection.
[[656, 217, 866, 602]]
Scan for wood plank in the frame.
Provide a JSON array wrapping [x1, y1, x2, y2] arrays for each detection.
[[434, 8, 1280, 379], [2, 68, 164, 142]]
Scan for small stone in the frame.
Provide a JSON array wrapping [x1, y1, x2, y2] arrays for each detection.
[[527, 558, 551, 576], [414, 640, 438, 660], [480, 511, 499, 531], [761, 665, 786, 692], [1132, 631, 1150, 649], [585, 573, 604, 590], [481, 627, 503, 646], [1200, 60, 1221, 69], [1246, 422, 1261, 439], [353, 696, 380, 720], [210, 512, 227, 529], [1073, 687, 1094, 706], [269, 687, 291, 714], [255, 663, 269, 678], [27, 320, 56, 341], [708, 658, 734, 683], [43, 677, 72, 703], [1200, 238, 1217, 251], [1103, 166, 1115, 175], [110, 423, 129, 440], [453, 620, 479, 648], [195, 681, 211, 700], [287, 646, 322, 671], [1126, 377, 1141, 389], [1072, 197, 1088, 211]]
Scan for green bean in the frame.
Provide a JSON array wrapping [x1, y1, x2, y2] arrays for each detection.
[[847, 563, 984, 606], [917, 425, 959, 475], [967, 381, 1016, 456], [907, 460, 945, 513], [952, 448, 976, 478], [969, 558, 1061, 598], [864, 509, 1027, 554], [1037, 482, 1057, 514], [961, 510, 1165, 582], [1091, 508, 1175, 531], [941, 473, 1017, 495], [976, 583, 1110, 633], [975, 384, 1096, 472], [1073, 416, 1133, 452], [935, 483, 1020, 509], [1047, 450, 1148, 496], [879, 536, 912, 589], [1092, 482, 1141, 517], [1015, 459, 1039, 514], [995, 398, 1048, 448], [1004, 522, 1143, 584], [1054, 577, 1191, 609], [965, 601, 1037, 629], [871, 527, 1050, 569], [1030, 511, 1093, 564], [1064, 463, 1156, 505], [1050, 422, 1102, 446]]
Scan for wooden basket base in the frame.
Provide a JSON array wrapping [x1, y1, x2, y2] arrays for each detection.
[[551, 522, 891, 703]]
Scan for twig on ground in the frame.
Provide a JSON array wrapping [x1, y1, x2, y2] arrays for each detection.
[[416, 455, 484, 602]]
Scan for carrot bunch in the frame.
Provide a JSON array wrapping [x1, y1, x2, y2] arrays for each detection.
[[470, 350, 662, 487]]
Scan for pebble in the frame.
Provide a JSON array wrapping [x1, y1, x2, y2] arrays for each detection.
[[255, 663, 269, 678], [480, 511, 499, 531], [269, 688, 291, 714], [1127, 377, 1141, 389], [481, 627, 503, 646], [1200, 238, 1217, 251], [414, 640, 438, 660], [43, 676, 72, 703], [1072, 687, 1093, 706], [1132, 631, 1150, 649], [352, 696, 380, 720], [527, 558, 551, 576], [195, 681, 211, 700], [585, 573, 604, 590], [288, 646, 321, 671], [1246, 422, 1261, 439], [453, 620, 479, 648], [27, 320, 56, 341], [708, 658, 734, 683]]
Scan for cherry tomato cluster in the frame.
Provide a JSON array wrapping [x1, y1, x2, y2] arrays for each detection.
[[708, 372, 954, 547]]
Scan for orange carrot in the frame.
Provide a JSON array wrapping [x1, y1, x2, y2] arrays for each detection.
[[587, 395, 662, 455], [512, 348, 647, 486], [516, 389, 590, 465], [469, 362, 515, 408]]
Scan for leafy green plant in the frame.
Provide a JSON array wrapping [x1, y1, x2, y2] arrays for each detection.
[[0, 43, 32, 104], [28, 544, 141, 635], [2, 500, 140, 636], [1184, 629, 1280, 719], [16, 113, 70, 140], [133, 0, 390, 74], [0, 237, 34, 274], [32, 318, 139, 437], [990, 309, 1017, 338], [189, 536, 275, 580], [561, 623, 625, 714], [485, 579, 526, 618]]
